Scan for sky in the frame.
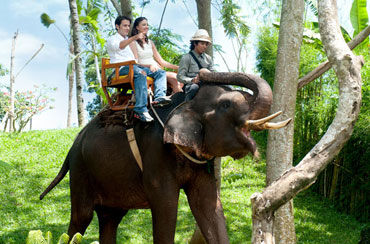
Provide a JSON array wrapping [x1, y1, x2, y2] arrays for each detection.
[[0, 0, 354, 131]]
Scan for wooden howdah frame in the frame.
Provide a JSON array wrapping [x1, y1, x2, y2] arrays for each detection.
[[101, 58, 154, 111]]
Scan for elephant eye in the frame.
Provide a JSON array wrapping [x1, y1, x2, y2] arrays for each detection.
[[220, 101, 231, 110]]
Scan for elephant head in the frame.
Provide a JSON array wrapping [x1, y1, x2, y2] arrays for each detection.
[[164, 72, 290, 159]]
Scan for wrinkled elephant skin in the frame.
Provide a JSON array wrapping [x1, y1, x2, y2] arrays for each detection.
[[40, 72, 275, 244]]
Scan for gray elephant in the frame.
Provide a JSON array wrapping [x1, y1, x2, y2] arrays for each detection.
[[40, 72, 289, 244]]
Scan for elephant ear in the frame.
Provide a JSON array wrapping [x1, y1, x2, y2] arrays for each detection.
[[164, 102, 203, 154]]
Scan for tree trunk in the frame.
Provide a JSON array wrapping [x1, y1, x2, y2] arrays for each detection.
[[120, 0, 132, 20], [9, 30, 18, 132], [110, 0, 122, 15], [67, 41, 74, 128], [69, 0, 86, 127], [189, 3, 214, 243], [195, 0, 213, 58], [265, 0, 305, 243], [329, 159, 340, 200], [1, 112, 8, 132], [92, 38, 101, 84], [251, 0, 363, 242], [157, 0, 170, 34]]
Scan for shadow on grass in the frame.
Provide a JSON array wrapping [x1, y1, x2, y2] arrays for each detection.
[[294, 191, 362, 244], [0, 224, 69, 243], [0, 159, 13, 171]]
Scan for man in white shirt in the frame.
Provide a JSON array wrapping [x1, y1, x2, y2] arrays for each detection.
[[106, 16, 170, 122]]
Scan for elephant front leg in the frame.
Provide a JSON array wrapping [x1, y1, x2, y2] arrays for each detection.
[[144, 179, 180, 244], [185, 174, 230, 244]]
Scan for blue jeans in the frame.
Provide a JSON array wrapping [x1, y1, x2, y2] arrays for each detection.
[[119, 65, 167, 113], [184, 82, 201, 101]]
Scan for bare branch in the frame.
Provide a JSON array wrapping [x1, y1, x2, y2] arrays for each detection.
[[298, 25, 370, 89], [182, 0, 197, 26], [15, 44, 44, 79]]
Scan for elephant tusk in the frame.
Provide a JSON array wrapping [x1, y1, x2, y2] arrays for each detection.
[[244, 111, 292, 130], [257, 119, 292, 130], [247, 111, 283, 125]]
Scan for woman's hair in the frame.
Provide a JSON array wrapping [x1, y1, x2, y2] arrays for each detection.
[[190, 41, 200, 51], [131, 17, 149, 49]]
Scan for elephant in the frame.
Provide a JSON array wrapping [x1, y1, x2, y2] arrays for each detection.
[[40, 72, 290, 244]]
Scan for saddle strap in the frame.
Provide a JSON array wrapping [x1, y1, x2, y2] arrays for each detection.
[[126, 128, 143, 171]]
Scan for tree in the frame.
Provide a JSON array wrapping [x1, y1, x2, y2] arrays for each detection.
[[79, 0, 106, 110], [40, 13, 75, 128], [69, 0, 87, 127], [265, 0, 305, 243], [195, 0, 213, 57], [0, 65, 9, 123], [6, 31, 44, 132], [188, 1, 215, 243], [110, 0, 122, 15], [8, 30, 18, 132], [2, 85, 56, 132], [121, 0, 132, 20], [251, 0, 363, 242]]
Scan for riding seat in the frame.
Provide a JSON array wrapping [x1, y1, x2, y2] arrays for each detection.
[[101, 58, 154, 111]]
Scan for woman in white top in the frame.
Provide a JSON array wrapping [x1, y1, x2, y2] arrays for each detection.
[[129, 17, 183, 94]]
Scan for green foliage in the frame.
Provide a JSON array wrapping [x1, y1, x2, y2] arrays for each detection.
[[86, 96, 103, 119], [69, 233, 83, 244], [83, 44, 106, 118], [255, 27, 278, 87], [0, 63, 8, 77], [149, 27, 184, 66], [40, 13, 55, 28], [350, 0, 369, 37], [57, 233, 69, 244], [294, 41, 338, 163], [79, 0, 106, 49], [0, 88, 7, 122], [219, 0, 250, 39], [26, 230, 51, 244], [255, 25, 338, 163], [218, 0, 250, 72], [0, 129, 364, 243], [26, 230, 96, 244]]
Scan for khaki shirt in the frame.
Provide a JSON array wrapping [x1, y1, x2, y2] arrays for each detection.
[[177, 51, 214, 85]]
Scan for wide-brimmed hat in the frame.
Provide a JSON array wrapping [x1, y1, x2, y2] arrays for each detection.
[[190, 29, 212, 44]]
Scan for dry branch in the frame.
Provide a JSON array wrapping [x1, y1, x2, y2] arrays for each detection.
[[251, 0, 364, 243], [297, 25, 370, 89]]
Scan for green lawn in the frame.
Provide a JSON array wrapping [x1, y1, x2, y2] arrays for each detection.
[[0, 129, 363, 243]]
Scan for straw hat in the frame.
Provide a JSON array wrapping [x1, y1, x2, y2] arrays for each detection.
[[190, 29, 212, 44]]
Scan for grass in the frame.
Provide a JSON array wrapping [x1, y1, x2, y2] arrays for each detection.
[[0, 129, 364, 243]]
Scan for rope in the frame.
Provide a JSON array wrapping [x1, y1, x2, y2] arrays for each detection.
[[148, 90, 208, 165]]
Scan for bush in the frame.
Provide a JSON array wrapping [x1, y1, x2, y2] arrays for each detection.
[[26, 230, 98, 244]]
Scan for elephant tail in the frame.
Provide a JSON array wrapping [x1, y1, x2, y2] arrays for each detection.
[[39, 153, 70, 200]]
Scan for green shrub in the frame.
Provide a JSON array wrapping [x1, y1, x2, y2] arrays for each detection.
[[26, 230, 98, 244]]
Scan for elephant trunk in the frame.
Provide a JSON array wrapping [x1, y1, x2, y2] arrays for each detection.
[[199, 72, 273, 120]]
